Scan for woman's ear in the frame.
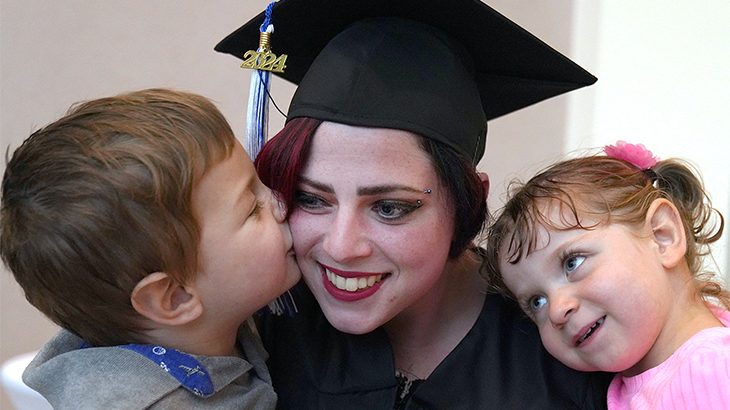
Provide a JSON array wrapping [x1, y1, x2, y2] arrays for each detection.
[[478, 172, 490, 200], [646, 198, 687, 269], [131, 272, 203, 326]]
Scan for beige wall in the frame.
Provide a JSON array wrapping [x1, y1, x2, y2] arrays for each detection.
[[572, 1, 730, 282], [0, 1, 579, 408]]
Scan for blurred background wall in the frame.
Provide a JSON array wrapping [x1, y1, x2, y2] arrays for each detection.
[[1, 1, 728, 408]]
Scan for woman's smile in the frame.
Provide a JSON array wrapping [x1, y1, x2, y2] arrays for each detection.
[[321, 264, 390, 302], [323, 264, 388, 292]]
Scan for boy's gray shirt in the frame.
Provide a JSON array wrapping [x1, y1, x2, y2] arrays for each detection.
[[23, 323, 277, 409]]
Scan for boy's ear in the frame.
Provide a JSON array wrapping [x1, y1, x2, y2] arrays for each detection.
[[647, 198, 686, 269], [131, 272, 203, 326]]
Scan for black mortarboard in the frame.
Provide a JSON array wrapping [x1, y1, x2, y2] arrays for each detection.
[[215, 0, 596, 163]]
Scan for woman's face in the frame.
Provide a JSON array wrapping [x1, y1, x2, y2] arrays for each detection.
[[289, 122, 456, 334]]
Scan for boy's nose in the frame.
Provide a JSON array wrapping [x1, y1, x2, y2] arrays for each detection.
[[268, 192, 294, 249], [272, 193, 287, 223]]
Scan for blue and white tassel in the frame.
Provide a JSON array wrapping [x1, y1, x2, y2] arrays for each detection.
[[242, 2, 297, 316], [245, 3, 275, 160]]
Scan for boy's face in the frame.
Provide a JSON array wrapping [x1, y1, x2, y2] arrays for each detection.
[[499, 211, 673, 375], [191, 140, 300, 327]]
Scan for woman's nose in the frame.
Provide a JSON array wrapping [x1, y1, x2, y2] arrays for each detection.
[[321, 210, 372, 262], [548, 290, 579, 329]]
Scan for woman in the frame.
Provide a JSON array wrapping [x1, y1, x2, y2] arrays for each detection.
[[216, 0, 613, 408]]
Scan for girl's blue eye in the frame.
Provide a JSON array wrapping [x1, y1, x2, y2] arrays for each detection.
[[529, 295, 547, 312], [373, 200, 420, 222], [564, 255, 586, 274]]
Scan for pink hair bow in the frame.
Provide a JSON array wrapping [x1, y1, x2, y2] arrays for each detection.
[[603, 140, 659, 170]]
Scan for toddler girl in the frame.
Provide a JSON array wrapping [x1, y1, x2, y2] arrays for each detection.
[[485, 141, 730, 409]]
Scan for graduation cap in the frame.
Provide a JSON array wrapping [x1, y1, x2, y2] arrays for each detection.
[[215, 0, 596, 164]]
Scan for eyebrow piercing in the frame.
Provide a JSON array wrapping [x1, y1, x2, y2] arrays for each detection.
[[416, 190, 432, 205]]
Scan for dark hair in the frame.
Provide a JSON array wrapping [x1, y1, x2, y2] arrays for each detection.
[[485, 155, 729, 308], [255, 117, 488, 257], [0, 88, 235, 346]]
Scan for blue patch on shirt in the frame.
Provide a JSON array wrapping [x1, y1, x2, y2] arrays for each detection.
[[117, 344, 215, 397]]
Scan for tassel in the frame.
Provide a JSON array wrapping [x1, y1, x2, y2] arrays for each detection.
[[245, 3, 275, 160], [242, 2, 297, 317]]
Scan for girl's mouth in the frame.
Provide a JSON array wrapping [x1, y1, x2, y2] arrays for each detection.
[[575, 316, 605, 346]]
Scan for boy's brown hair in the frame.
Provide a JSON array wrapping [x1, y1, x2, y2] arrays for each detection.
[[0, 88, 235, 346]]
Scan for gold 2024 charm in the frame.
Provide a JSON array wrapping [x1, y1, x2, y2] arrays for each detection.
[[240, 50, 287, 73], [240, 29, 287, 73]]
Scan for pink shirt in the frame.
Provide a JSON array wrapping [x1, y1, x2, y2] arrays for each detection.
[[606, 307, 730, 409]]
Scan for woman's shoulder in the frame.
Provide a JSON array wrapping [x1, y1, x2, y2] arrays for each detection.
[[407, 291, 613, 409], [257, 283, 613, 410], [477, 290, 549, 343]]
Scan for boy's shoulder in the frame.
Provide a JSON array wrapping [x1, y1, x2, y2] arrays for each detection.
[[23, 328, 276, 410], [23, 329, 183, 409]]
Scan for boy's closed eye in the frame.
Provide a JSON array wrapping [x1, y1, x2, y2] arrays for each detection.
[[248, 200, 263, 218]]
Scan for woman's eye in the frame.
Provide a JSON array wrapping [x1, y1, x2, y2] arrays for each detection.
[[373, 200, 419, 221], [294, 191, 328, 210], [564, 255, 586, 274], [529, 295, 547, 312]]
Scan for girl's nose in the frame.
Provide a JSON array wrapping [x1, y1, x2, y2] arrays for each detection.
[[321, 210, 372, 262], [548, 290, 579, 329]]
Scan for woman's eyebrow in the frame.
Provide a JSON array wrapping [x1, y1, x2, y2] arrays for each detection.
[[357, 185, 422, 196], [300, 177, 423, 197], [299, 177, 334, 193]]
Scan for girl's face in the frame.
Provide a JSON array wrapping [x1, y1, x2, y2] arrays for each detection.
[[289, 122, 456, 335], [499, 212, 674, 375]]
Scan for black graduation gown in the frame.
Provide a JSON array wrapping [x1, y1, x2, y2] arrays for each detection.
[[258, 282, 613, 410]]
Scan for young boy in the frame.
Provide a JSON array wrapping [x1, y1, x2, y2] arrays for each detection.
[[0, 88, 301, 409]]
